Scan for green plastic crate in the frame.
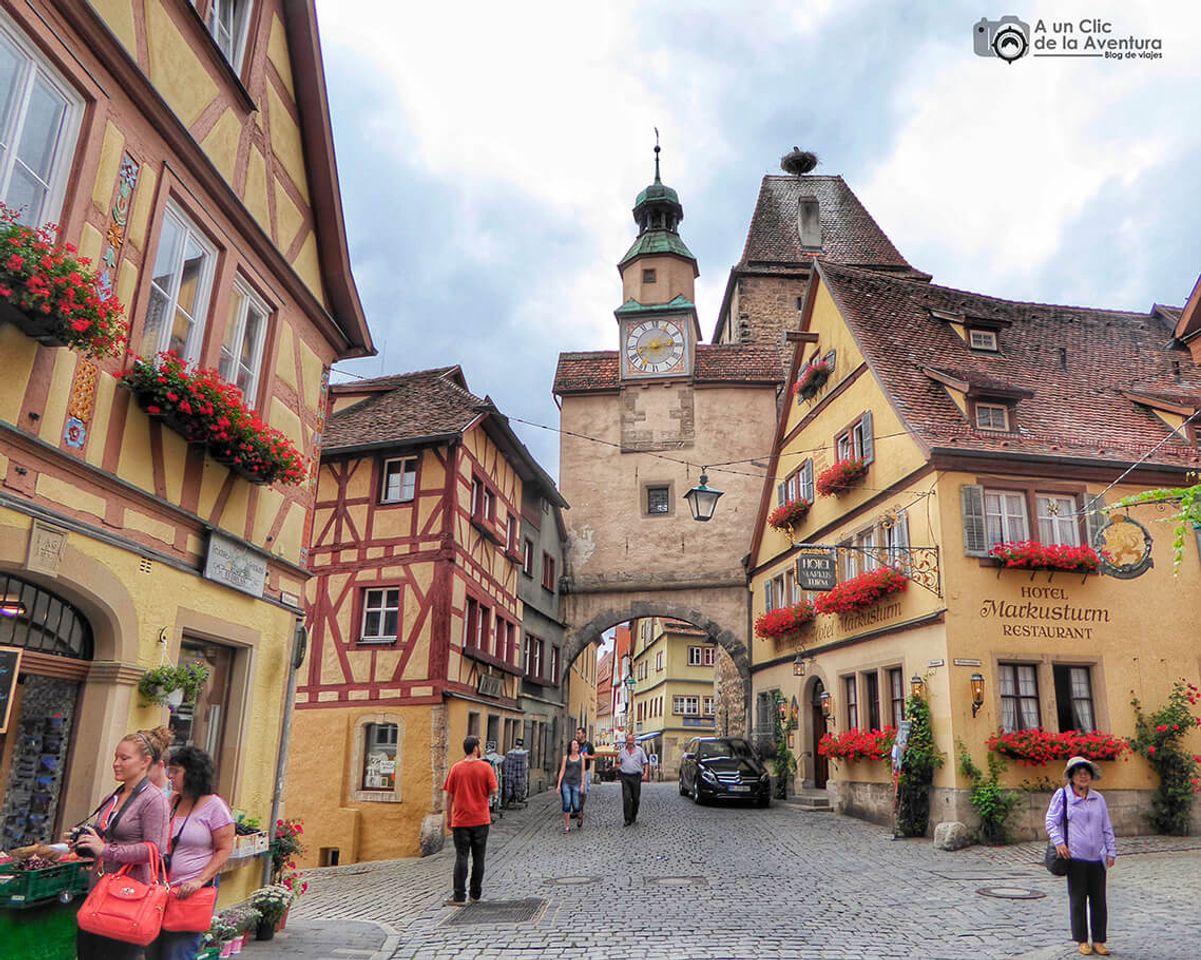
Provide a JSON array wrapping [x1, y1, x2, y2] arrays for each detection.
[[0, 896, 80, 960], [0, 861, 89, 909]]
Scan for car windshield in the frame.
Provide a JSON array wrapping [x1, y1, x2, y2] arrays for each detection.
[[697, 740, 755, 760]]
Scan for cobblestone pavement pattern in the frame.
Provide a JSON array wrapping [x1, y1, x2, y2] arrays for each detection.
[[270, 783, 1201, 960]]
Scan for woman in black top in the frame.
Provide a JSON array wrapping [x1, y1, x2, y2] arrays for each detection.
[[556, 739, 585, 833]]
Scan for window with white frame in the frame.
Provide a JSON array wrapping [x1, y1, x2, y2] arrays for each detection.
[[975, 402, 1010, 431], [521, 537, 534, 576], [361, 722, 397, 791], [673, 695, 699, 716], [361, 587, 400, 643], [1053, 664, 1096, 732], [655, 651, 663, 672], [836, 412, 874, 463], [984, 490, 1029, 546], [0, 18, 82, 227], [1036, 494, 1080, 546], [968, 328, 999, 351], [203, 0, 254, 73], [380, 457, 417, 504], [141, 205, 216, 363], [999, 662, 1041, 732], [218, 279, 268, 404], [688, 646, 703, 666], [703, 646, 716, 666], [703, 696, 714, 716]]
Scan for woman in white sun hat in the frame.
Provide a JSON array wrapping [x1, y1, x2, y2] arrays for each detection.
[[1045, 755, 1117, 956]]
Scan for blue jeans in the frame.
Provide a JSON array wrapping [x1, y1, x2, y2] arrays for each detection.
[[560, 783, 581, 813], [148, 930, 204, 960]]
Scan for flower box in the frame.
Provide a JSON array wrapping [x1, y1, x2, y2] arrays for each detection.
[[121, 352, 307, 486], [814, 566, 907, 616], [767, 499, 812, 532], [792, 359, 831, 400], [0, 206, 127, 357], [987, 728, 1128, 766], [816, 458, 868, 497], [818, 726, 896, 762], [754, 600, 817, 641], [988, 540, 1100, 574]]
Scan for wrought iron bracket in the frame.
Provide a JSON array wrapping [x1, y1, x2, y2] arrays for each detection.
[[793, 543, 943, 598]]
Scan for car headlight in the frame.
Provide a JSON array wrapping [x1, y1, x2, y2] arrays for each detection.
[[700, 768, 718, 783], [760, 773, 770, 781]]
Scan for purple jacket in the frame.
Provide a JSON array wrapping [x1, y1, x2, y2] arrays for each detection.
[[99, 784, 170, 884], [1045, 786, 1117, 864]]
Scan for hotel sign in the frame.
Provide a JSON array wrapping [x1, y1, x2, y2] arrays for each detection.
[[203, 531, 267, 598], [795, 549, 838, 592], [1095, 515, 1153, 580]]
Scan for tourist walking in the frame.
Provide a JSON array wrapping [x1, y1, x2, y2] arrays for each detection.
[[442, 735, 498, 905], [70, 728, 171, 960], [557, 739, 585, 832], [1046, 756, 1116, 956], [149, 746, 235, 960], [575, 726, 595, 826], [616, 733, 649, 826]]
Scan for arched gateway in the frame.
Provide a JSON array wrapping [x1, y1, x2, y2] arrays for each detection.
[[553, 151, 783, 735]]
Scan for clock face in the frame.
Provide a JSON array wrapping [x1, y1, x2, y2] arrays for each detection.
[[625, 319, 686, 375]]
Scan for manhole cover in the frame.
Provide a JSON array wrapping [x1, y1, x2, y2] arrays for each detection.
[[445, 898, 547, 925], [646, 876, 708, 888], [976, 886, 1046, 900], [545, 876, 601, 886]]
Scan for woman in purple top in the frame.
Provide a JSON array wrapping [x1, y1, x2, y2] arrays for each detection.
[[150, 745, 235, 960], [72, 728, 171, 960], [1045, 756, 1117, 957]]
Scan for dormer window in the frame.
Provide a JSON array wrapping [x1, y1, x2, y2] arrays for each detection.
[[974, 402, 1010, 432], [969, 328, 999, 352], [643, 268, 657, 284], [199, 0, 254, 72], [797, 198, 822, 248]]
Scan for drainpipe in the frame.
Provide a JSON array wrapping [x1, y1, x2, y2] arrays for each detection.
[[264, 620, 305, 885]]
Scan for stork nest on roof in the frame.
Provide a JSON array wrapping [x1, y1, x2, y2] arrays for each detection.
[[780, 148, 818, 177]]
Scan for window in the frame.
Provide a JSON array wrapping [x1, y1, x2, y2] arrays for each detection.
[[704, 647, 716, 666], [521, 538, 534, 576], [642, 268, 657, 283], [218, 279, 268, 405], [204, 0, 254, 72], [999, 663, 1041, 732], [483, 487, 496, 522], [1036, 494, 1080, 546], [673, 696, 699, 716], [550, 646, 560, 683], [467, 711, 480, 737], [689, 646, 703, 666], [655, 651, 663, 672], [380, 457, 417, 504], [525, 636, 544, 679], [464, 598, 478, 649], [541, 553, 556, 591], [844, 676, 858, 729], [646, 485, 670, 515], [1053, 665, 1096, 732], [141, 205, 217, 363], [975, 402, 1010, 431], [0, 20, 82, 226], [777, 461, 815, 508], [470, 478, 483, 517], [835, 412, 874, 463], [865, 672, 881, 730], [477, 604, 492, 652], [969, 329, 999, 351], [361, 723, 397, 791], [495, 618, 516, 663], [764, 573, 785, 612], [703, 696, 715, 716], [360, 588, 400, 643], [506, 512, 518, 553], [888, 668, 905, 724], [984, 490, 1029, 546]]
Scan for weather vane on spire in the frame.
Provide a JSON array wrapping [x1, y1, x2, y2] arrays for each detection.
[[653, 127, 661, 183]]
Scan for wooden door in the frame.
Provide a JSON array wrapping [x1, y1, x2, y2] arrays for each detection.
[[811, 680, 828, 788]]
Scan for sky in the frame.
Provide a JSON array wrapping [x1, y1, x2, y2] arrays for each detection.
[[314, 1, 1201, 479]]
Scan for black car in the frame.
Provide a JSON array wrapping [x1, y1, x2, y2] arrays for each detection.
[[678, 737, 771, 807]]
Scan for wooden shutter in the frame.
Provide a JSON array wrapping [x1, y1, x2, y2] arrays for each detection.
[[777, 482, 786, 506], [860, 410, 875, 463], [764, 579, 775, 612], [824, 349, 837, 372], [1084, 492, 1106, 549], [961, 484, 989, 557]]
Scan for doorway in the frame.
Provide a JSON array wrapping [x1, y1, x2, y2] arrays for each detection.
[[810, 679, 828, 788]]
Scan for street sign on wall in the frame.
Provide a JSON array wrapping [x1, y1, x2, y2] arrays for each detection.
[[795, 549, 838, 591]]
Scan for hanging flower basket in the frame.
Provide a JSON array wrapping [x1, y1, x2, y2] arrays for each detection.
[[767, 499, 812, 532], [988, 540, 1100, 574], [818, 726, 896, 762], [0, 205, 127, 358], [754, 600, 816, 641], [816, 458, 868, 497], [814, 566, 907, 616], [987, 729, 1128, 766], [120, 352, 308, 486], [137, 661, 210, 710], [791, 359, 831, 400]]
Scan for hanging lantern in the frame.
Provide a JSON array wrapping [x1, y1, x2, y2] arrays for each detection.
[[684, 472, 724, 522]]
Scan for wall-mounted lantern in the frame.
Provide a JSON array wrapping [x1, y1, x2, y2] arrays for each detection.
[[819, 690, 832, 720], [910, 674, 925, 699], [970, 672, 985, 718], [792, 653, 806, 677], [684, 471, 724, 522]]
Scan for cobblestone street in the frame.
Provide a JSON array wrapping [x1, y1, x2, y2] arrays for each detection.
[[241, 783, 1201, 960]]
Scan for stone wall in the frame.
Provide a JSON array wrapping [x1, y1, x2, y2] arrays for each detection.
[[713, 646, 746, 737], [734, 272, 811, 374]]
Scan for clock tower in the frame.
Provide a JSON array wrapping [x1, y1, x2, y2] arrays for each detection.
[[616, 145, 700, 381]]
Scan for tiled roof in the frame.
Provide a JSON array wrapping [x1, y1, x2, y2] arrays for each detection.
[[739, 176, 921, 274], [817, 261, 1200, 468], [553, 344, 784, 395]]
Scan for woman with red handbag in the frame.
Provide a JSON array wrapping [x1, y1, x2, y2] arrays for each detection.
[[71, 728, 171, 960], [149, 745, 235, 960]]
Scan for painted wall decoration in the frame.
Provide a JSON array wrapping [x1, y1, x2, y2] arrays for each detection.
[[1096, 514, 1154, 580]]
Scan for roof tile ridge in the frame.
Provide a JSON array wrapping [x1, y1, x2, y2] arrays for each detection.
[[737, 176, 778, 267], [828, 178, 913, 270], [558, 349, 620, 359]]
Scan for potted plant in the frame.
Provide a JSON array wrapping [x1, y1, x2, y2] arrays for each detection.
[[754, 601, 817, 642], [986, 729, 1129, 766], [988, 540, 1101, 574], [137, 660, 210, 709], [814, 566, 908, 616], [816, 458, 869, 497], [0, 204, 127, 357], [818, 726, 897, 763], [206, 915, 238, 959], [767, 498, 812, 532], [792, 358, 831, 400], [249, 885, 294, 940]]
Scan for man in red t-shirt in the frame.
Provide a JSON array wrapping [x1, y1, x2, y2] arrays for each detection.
[[442, 735, 498, 904]]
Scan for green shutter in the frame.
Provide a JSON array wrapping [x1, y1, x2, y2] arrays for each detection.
[[861, 410, 875, 464], [961, 484, 989, 557]]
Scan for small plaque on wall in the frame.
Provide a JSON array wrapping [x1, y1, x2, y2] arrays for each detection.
[[204, 531, 268, 598]]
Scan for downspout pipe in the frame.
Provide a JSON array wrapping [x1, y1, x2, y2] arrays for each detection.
[[264, 621, 305, 885]]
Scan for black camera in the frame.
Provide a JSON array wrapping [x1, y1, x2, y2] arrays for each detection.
[[69, 823, 102, 846]]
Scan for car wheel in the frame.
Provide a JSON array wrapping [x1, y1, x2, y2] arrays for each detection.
[[678, 778, 686, 796], [756, 794, 771, 809], [691, 781, 703, 805]]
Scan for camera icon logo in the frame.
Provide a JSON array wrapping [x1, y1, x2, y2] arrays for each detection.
[[973, 15, 1030, 63]]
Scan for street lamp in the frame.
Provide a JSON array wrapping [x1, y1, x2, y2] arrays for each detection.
[[683, 471, 723, 522], [910, 674, 925, 699], [792, 653, 806, 677], [819, 690, 832, 720], [970, 672, 985, 718]]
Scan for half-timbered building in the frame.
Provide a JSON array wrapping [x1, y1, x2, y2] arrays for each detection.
[[0, 0, 371, 903], [287, 367, 566, 864]]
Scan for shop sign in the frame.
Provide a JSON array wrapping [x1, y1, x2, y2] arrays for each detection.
[[203, 531, 267, 598], [1096, 515, 1154, 579], [0, 646, 21, 734], [478, 674, 505, 698], [978, 585, 1111, 640], [795, 549, 838, 592]]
